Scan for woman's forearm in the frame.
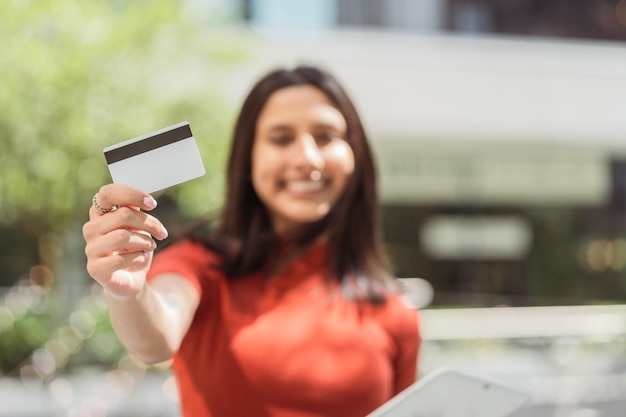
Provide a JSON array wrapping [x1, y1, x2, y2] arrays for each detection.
[[105, 274, 200, 364]]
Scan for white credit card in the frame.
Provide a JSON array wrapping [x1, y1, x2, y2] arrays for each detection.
[[103, 121, 206, 193]]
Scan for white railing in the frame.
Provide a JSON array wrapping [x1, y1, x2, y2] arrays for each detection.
[[419, 303, 626, 341]]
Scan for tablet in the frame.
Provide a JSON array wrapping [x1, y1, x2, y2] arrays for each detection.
[[367, 367, 531, 417]]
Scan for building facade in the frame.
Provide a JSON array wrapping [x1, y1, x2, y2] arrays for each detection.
[[214, 0, 626, 307]]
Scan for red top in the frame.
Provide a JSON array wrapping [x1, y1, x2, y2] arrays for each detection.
[[148, 240, 420, 417]]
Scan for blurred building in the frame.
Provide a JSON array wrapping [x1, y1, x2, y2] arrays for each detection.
[[240, 0, 626, 41], [206, 0, 626, 308]]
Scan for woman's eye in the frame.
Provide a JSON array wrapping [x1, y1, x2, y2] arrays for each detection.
[[270, 135, 292, 145], [315, 132, 339, 144]]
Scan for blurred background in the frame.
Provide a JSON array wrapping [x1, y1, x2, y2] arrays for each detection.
[[2, 0, 626, 416]]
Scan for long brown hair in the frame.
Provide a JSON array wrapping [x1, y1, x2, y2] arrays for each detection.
[[201, 65, 395, 302]]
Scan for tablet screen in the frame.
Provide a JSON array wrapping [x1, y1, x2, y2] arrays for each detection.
[[368, 367, 530, 417]]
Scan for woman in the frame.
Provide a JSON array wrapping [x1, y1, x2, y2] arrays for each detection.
[[83, 66, 420, 417]]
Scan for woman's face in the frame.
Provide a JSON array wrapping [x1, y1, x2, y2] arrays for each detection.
[[251, 85, 355, 233]]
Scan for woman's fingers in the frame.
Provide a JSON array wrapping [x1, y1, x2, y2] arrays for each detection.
[[85, 228, 156, 259], [83, 183, 164, 296], [107, 206, 168, 240], [90, 184, 158, 219], [84, 206, 168, 242], [86, 252, 152, 289]]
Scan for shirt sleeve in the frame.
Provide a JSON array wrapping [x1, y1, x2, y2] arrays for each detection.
[[147, 239, 221, 299], [385, 296, 421, 394]]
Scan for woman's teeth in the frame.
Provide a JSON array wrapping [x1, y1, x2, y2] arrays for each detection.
[[287, 180, 323, 192]]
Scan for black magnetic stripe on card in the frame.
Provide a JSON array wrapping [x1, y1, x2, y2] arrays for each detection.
[[104, 124, 193, 164]]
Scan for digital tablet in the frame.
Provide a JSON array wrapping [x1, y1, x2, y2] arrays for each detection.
[[367, 367, 531, 417]]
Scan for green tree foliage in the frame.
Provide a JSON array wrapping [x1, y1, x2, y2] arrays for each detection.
[[1, 0, 246, 243], [0, 0, 249, 373]]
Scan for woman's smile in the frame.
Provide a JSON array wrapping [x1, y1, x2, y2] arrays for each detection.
[[283, 177, 325, 194]]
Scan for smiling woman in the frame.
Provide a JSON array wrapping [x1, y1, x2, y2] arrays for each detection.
[[252, 85, 355, 232], [82, 66, 421, 417]]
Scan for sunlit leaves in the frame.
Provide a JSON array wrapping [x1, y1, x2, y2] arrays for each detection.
[[1, 0, 246, 233]]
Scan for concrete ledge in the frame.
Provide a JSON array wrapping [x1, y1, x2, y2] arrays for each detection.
[[419, 304, 626, 340]]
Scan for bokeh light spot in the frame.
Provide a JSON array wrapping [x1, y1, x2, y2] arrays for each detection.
[[162, 375, 179, 403], [0, 306, 15, 333], [70, 310, 97, 340], [29, 264, 55, 291], [49, 377, 74, 406]]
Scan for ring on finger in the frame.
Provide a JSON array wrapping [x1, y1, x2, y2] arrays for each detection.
[[92, 193, 119, 214]]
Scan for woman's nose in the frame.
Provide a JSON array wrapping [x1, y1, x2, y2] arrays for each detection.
[[294, 135, 324, 168]]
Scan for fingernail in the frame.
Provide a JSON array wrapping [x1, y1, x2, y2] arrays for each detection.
[[143, 251, 150, 260], [160, 226, 169, 240], [151, 240, 157, 249], [143, 196, 157, 209]]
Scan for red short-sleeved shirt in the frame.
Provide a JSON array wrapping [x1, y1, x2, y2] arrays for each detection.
[[148, 240, 420, 417]]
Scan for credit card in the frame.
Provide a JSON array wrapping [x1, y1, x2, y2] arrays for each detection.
[[103, 121, 206, 193]]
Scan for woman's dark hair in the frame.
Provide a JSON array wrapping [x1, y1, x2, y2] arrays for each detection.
[[200, 65, 395, 303]]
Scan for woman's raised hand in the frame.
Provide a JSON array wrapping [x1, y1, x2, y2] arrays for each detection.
[[82, 184, 169, 300]]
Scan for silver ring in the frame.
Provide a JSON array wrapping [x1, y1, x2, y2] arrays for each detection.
[[92, 193, 119, 214]]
